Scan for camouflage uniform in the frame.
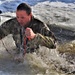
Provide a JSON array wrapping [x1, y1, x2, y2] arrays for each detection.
[[0, 16, 56, 54]]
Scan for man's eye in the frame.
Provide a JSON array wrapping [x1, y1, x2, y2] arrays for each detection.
[[21, 17, 25, 19], [17, 16, 19, 18]]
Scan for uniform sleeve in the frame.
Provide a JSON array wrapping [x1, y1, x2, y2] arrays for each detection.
[[0, 18, 17, 39], [40, 23, 57, 42], [0, 22, 11, 39], [28, 33, 56, 49], [30, 21, 57, 49], [0, 18, 18, 39], [31, 33, 56, 49]]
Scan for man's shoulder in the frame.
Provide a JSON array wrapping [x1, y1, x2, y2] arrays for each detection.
[[33, 17, 44, 24], [3, 18, 17, 24], [1, 17, 18, 26]]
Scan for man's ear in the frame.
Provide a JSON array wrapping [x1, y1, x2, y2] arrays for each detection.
[[30, 13, 32, 16], [29, 13, 32, 20]]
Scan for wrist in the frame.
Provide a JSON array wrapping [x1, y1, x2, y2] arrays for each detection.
[[31, 34, 36, 39]]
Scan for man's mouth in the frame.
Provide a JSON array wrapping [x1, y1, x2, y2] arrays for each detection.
[[20, 23, 24, 26]]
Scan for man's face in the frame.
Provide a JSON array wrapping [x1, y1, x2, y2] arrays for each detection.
[[16, 10, 32, 26]]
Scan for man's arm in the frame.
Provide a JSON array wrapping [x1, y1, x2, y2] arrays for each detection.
[[0, 22, 11, 39], [40, 23, 57, 42], [31, 33, 56, 49], [0, 18, 17, 39], [25, 26, 57, 49]]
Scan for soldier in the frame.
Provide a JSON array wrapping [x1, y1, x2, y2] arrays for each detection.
[[0, 3, 57, 62]]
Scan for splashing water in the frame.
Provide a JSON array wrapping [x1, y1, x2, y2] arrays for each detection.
[[25, 43, 75, 75], [0, 34, 75, 75]]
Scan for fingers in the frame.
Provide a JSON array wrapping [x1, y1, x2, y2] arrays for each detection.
[[26, 27, 31, 31], [25, 27, 31, 36], [25, 27, 36, 39], [25, 28, 32, 40]]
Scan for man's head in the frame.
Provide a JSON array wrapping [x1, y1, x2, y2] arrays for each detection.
[[16, 3, 32, 26]]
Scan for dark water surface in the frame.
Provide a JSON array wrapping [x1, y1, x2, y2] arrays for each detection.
[[48, 25, 75, 43], [0, 0, 75, 12]]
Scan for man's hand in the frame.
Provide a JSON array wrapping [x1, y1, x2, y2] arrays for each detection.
[[25, 27, 36, 40]]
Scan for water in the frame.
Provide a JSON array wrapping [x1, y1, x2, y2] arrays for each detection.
[[0, 0, 48, 12], [0, 0, 75, 75], [0, 0, 75, 12]]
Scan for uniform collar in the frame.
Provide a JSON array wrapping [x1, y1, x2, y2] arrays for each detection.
[[24, 16, 34, 29]]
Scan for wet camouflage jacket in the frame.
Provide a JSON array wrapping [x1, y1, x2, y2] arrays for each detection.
[[0, 16, 56, 53]]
